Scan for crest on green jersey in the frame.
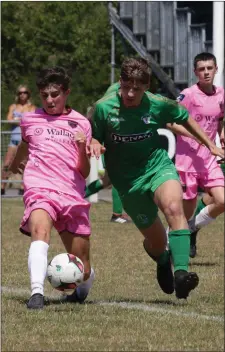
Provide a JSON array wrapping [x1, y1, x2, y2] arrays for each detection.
[[141, 114, 152, 124]]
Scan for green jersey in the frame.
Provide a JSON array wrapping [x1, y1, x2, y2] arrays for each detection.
[[91, 91, 189, 195], [104, 82, 120, 96]]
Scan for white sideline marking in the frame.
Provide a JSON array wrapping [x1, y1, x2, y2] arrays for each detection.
[[1, 286, 223, 323]]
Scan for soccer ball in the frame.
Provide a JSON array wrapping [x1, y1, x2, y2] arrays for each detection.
[[47, 253, 84, 292]]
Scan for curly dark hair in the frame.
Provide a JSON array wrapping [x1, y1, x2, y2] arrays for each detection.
[[120, 57, 152, 84], [36, 66, 71, 91]]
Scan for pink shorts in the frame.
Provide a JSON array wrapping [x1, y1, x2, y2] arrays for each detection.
[[179, 164, 225, 200], [20, 188, 91, 236]]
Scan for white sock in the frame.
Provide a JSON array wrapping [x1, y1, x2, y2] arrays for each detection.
[[76, 267, 95, 300], [28, 240, 49, 296], [194, 206, 215, 230]]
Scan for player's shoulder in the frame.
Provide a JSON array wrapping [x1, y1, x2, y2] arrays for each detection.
[[145, 91, 178, 107], [97, 91, 118, 105], [69, 109, 91, 127], [216, 85, 225, 97], [94, 92, 118, 113], [104, 82, 120, 96], [176, 86, 194, 102]]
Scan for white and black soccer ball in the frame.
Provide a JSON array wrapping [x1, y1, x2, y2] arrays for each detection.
[[47, 253, 84, 292]]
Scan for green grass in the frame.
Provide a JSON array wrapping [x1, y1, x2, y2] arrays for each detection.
[[2, 199, 224, 351]]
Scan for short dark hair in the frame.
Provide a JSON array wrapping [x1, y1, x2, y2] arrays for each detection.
[[194, 52, 217, 69], [36, 66, 71, 91], [120, 57, 151, 84]]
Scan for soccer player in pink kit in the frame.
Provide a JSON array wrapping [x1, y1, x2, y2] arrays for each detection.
[[171, 52, 224, 257], [9, 67, 95, 309]]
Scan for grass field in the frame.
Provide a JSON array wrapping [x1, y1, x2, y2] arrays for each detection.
[[2, 198, 224, 351]]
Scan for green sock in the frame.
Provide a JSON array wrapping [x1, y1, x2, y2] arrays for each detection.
[[85, 179, 103, 198], [143, 239, 169, 266], [157, 250, 170, 266], [194, 197, 206, 217], [169, 229, 190, 272], [112, 186, 123, 214]]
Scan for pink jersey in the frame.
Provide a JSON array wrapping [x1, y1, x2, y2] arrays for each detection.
[[21, 108, 92, 197], [175, 84, 224, 172]]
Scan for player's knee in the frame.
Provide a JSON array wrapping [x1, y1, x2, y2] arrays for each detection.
[[31, 224, 50, 242], [163, 200, 183, 218], [214, 197, 225, 212]]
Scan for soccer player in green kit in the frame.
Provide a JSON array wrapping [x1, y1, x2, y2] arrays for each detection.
[[85, 82, 132, 224], [88, 57, 224, 299]]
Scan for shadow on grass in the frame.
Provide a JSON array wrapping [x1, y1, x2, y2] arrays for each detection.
[[11, 295, 182, 309]]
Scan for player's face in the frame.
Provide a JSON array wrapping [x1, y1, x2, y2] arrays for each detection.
[[39, 84, 70, 115], [120, 79, 149, 107], [194, 60, 218, 86]]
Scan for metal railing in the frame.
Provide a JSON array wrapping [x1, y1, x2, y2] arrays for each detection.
[[1, 120, 23, 197]]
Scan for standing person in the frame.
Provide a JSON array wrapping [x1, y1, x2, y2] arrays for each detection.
[[9, 67, 95, 309], [85, 82, 132, 224], [1, 85, 36, 195], [88, 57, 224, 299], [170, 52, 224, 258]]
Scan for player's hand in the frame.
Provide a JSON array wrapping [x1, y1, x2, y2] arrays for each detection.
[[86, 138, 106, 159], [74, 132, 87, 151], [209, 145, 225, 161]]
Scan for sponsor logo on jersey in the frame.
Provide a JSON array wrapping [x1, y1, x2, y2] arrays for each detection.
[[141, 114, 152, 124], [68, 121, 78, 128], [176, 94, 185, 102], [34, 128, 44, 135], [111, 131, 153, 143], [47, 128, 73, 138]]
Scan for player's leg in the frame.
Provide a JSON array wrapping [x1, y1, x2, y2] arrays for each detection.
[[189, 188, 222, 257], [188, 164, 224, 255], [56, 193, 94, 303], [120, 191, 174, 295], [111, 186, 132, 223], [59, 233, 94, 303], [27, 209, 53, 309], [154, 178, 199, 299], [20, 189, 59, 309], [178, 171, 198, 258], [192, 186, 224, 228], [1, 145, 17, 195]]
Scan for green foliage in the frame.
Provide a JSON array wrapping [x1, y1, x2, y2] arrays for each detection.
[[1, 1, 125, 117]]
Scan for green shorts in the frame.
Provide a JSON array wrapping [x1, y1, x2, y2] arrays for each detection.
[[119, 165, 180, 229]]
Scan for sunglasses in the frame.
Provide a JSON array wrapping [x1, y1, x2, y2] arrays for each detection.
[[18, 91, 29, 95]]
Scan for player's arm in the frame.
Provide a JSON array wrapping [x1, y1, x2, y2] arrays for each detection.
[[86, 104, 106, 158], [9, 140, 29, 173], [166, 90, 202, 143], [219, 124, 224, 148], [164, 98, 224, 159], [182, 116, 224, 159], [166, 122, 202, 144], [74, 131, 90, 179]]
